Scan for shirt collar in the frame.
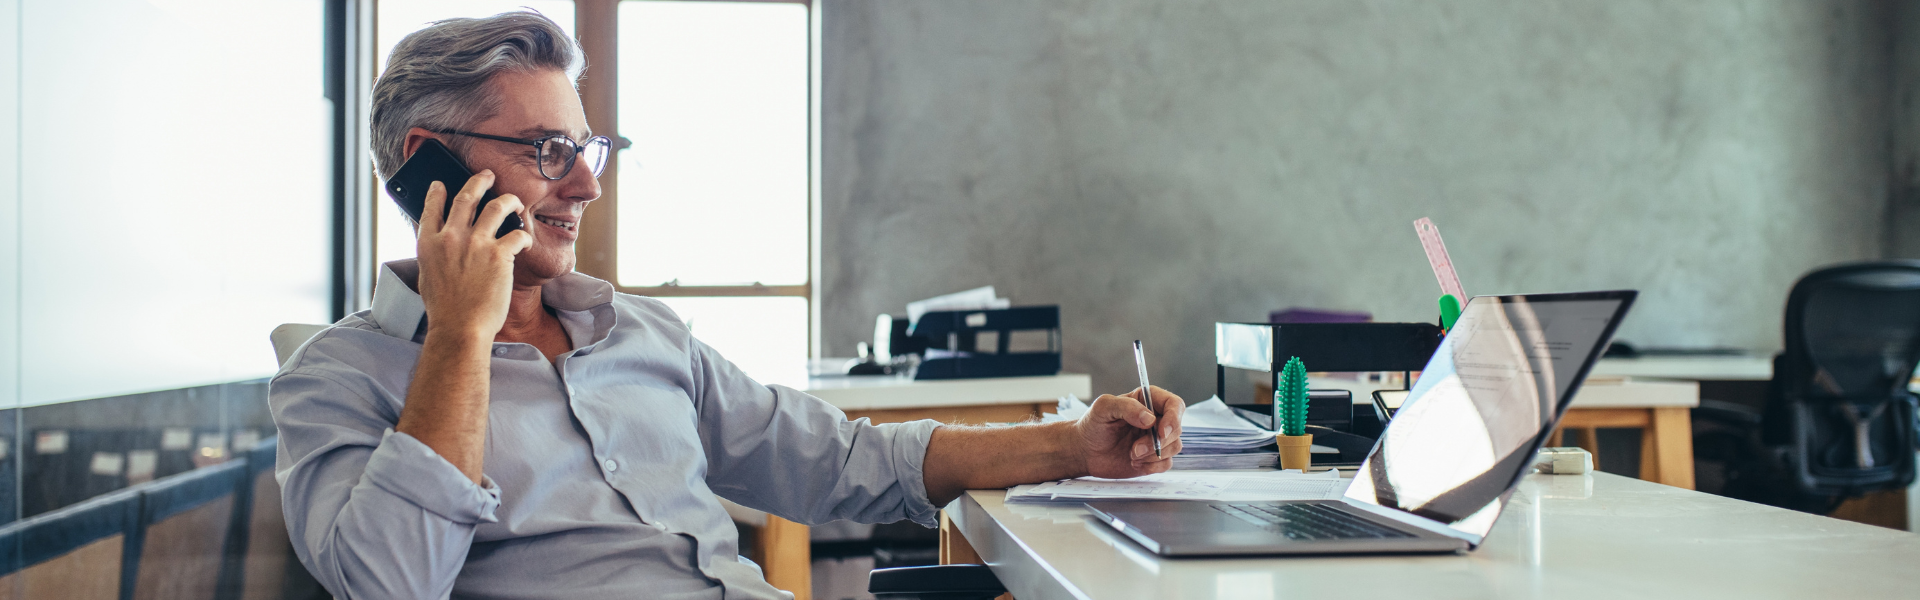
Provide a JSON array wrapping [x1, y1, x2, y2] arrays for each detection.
[[367, 259, 617, 343]]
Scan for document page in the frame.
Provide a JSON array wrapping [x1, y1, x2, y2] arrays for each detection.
[[1007, 470, 1346, 503]]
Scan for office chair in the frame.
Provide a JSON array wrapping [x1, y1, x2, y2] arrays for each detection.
[[1695, 261, 1920, 511], [868, 564, 1004, 599]]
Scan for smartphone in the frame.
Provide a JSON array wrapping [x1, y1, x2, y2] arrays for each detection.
[[384, 139, 524, 238]]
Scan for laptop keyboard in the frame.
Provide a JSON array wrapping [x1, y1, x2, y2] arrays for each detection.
[[1212, 503, 1416, 540]]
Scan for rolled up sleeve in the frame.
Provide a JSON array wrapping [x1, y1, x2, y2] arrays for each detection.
[[271, 368, 498, 600], [690, 339, 943, 528]]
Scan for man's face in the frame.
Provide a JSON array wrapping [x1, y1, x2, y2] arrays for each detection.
[[450, 68, 601, 286]]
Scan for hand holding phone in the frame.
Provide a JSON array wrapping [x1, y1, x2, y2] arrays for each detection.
[[385, 139, 524, 238], [412, 170, 531, 339]]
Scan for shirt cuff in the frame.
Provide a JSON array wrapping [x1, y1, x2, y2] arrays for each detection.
[[363, 428, 501, 524], [892, 419, 944, 528]]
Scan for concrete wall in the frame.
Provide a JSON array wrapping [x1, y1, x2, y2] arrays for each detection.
[[1891, 0, 1920, 259], [822, 0, 1894, 400]]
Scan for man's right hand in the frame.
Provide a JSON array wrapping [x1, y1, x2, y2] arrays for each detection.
[[414, 171, 532, 340], [399, 170, 531, 484]]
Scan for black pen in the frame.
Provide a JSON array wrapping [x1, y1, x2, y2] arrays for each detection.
[[1132, 340, 1162, 458]]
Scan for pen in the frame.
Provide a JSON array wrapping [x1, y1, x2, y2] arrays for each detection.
[[1132, 340, 1163, 458]]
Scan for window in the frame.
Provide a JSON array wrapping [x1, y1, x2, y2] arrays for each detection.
[[372, 0, 816, 382], [611, 1, 813, 382]]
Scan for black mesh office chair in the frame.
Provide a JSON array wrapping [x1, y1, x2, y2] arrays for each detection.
[[1697, 261, 1920, 510], [1762, 261, 1920, 496], [868, 563, 1004, 599]]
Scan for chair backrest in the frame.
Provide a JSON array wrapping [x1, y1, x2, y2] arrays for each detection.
[[269, 324, 329, 368], [235, 438, 288, 600], [1767, 260, 1920, 495], [0, 487, 140, 600], [131, 460, 245, 600]]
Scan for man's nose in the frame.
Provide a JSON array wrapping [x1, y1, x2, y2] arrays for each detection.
[[561, 155, 603, 203]]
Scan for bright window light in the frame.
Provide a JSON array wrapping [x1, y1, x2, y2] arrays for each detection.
[[656, 297, 810, 386], [616, 1, 810, 287]]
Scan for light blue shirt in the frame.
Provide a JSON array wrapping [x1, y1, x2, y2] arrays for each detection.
[[269, 260, 941, 600]]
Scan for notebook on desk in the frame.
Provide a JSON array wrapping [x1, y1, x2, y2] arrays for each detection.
[[1085, 290, 1637, 556]]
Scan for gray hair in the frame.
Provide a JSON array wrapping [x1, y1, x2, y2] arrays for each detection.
[[370, 11, 583, 180]]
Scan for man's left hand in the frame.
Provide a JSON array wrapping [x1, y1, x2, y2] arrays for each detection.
[[1075, 386, 1185, 478]]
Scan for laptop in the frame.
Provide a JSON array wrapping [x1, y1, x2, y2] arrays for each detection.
[[1085, 290, 1637, 556]]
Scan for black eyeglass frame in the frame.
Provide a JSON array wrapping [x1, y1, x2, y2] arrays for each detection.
[[433, 128, 613, 181]]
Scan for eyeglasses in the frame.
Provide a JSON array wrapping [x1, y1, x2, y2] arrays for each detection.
[[434, 128, 614, 181]]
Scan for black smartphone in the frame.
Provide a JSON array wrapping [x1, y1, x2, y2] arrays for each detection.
[[384, 139, 524, 238]]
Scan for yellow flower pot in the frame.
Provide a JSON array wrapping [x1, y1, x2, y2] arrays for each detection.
[[1276, 433, 1313, 471]]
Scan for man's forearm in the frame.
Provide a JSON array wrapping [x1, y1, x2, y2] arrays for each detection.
[[922, 421, 1087, 507], [395, 330, 494, 483]]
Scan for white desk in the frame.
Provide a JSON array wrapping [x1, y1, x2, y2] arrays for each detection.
[[947, 472, 1920, 600], [743, 370, 1092, 600], [1592, 353, 1774, 381], [802, 372, 1092, 414]]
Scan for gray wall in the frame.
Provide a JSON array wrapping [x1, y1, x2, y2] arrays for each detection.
[[1891, 0, 1920, 258], [822, 0, 1895, 400]]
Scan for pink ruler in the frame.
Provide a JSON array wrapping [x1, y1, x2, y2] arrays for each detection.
[[1413, 218, 1467, 300]]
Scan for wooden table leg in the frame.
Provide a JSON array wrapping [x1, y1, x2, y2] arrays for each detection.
[[758, 515, 811, 600], [940, 510, 1013, 600], [939, 510, 981, 565], [1646, 406, 1695, 490]]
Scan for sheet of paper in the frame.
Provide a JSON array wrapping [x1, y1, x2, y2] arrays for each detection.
[[1008, 470, 1347, 503], [1181, 397, 1281, 452], [905, 286, 1011, 326]]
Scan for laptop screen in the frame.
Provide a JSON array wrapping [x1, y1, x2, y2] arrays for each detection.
[[1341, 292, 1632, 542]]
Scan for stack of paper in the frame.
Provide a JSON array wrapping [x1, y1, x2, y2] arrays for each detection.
[[905, 286, 1012, 327], [1171, 451, 1278, 470], [1180, 397, 1278, 453], [1005, 470, 1346, 504]]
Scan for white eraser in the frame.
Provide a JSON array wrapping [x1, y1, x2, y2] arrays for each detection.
[[1534, 447, 1592, 474]]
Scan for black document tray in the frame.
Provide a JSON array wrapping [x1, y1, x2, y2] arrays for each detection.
[[909, 306, 1062, 380]]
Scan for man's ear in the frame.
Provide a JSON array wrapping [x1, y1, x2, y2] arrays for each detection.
[[401, 127, 441, 162]]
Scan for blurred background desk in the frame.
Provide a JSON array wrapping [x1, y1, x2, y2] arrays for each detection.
[[739, 368, 1091, 600], [945, 472, 1920, 600], [1558, 378, 1699, 489], [1592, 352, 1774, 381]]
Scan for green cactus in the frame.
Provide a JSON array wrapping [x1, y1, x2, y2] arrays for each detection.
[[1276, 357, 1309, 436]]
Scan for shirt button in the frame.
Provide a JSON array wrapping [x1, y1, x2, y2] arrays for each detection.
[[493, 348, 507, 356], [567, 386, 578, 396], [603, 458, 618, 472]]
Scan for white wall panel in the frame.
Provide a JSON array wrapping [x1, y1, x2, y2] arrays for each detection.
[[0, 0, 18, 411], [19, 0, 330, 405]]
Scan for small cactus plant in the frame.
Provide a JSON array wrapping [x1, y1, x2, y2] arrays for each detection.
[[1276, 357, 1308, 436]]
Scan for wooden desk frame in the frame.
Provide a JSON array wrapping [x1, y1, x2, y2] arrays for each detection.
[[1555, 406, 1695, 490]]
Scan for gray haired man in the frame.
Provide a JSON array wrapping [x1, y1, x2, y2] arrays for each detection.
[[270, 11, 1184, 600]]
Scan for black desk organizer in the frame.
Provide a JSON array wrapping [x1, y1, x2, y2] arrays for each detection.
[[908, 306, 1063, 380], [1215, 321, 1443, 463]]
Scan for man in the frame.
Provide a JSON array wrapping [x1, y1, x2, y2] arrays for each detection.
[[271, 11, 1184, 600]]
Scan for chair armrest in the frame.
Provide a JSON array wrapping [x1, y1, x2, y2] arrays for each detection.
[[869, 564, 1005, 600]]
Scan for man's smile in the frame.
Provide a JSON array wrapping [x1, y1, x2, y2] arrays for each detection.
[[533, 214, 578, 234]]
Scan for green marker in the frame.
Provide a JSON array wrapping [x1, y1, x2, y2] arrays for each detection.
[[1438, 294, 1463, 332]]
